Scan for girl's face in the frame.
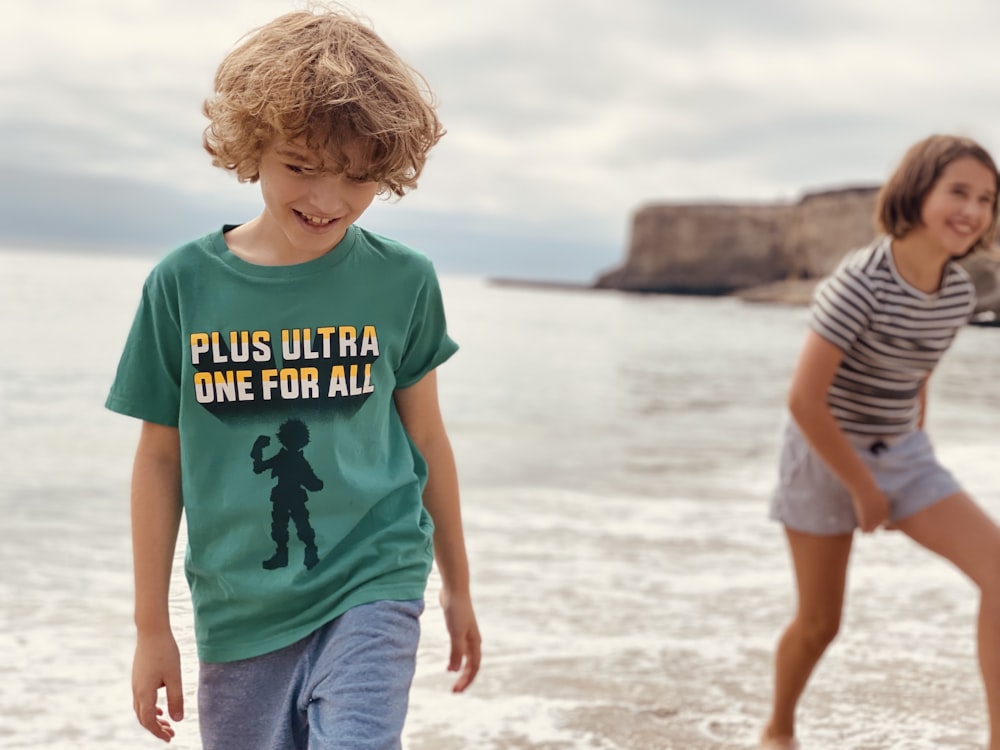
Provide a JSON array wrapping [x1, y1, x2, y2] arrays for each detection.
[[917, 156, 997, 258]]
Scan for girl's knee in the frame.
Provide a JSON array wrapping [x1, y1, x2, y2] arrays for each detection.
[[970, 540, 1000, 596], [980, 572, 1000, 605], [792, 611, 841, 651]]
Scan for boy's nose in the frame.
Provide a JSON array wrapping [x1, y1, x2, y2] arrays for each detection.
[[308, 175, 348, 213]]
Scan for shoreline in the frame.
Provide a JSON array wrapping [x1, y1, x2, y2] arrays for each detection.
[[488, 276, 1000, 325], [487, 276, 597, 292]]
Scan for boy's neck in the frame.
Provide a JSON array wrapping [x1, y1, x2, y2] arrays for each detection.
[[224, 215, 350, 267]]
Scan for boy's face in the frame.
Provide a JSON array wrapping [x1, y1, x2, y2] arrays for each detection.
[[256, 138, 380, 257]]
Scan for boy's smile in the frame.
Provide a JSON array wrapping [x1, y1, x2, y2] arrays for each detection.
[[228, 138, 380, 265], [295, 211, 337, 228]]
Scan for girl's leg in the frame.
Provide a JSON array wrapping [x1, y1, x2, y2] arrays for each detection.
[[895, 493, 1000, 750], [762, 527, 853, 746]]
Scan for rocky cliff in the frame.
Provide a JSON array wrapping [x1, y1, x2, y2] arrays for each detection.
[[595, 186, 1000, 322]]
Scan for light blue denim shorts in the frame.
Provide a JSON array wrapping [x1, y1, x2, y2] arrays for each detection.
[[769, 417, 963, 535], [198, 598, 424, 750]]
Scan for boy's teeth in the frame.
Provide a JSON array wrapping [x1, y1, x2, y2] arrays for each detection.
[[301, 212, 333, 225]]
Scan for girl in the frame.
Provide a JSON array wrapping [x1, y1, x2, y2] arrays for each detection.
[[762, 134, 1000, 749]]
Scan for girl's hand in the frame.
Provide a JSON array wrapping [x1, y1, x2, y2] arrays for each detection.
[[851, 487, 891, 533]]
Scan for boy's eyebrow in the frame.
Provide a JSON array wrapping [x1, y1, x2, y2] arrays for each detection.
[[274, 144, 314, 161]]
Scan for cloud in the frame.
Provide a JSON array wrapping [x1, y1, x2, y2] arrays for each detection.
[[0, 164, 256, 253], [0, 161, 618, 281], [3, 0, 999, 280]]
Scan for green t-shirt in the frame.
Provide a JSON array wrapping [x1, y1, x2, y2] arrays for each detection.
[[106, 224, 457, 663]]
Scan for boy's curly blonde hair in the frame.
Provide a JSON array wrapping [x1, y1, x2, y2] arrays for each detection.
[[203, 6, 444, 197]]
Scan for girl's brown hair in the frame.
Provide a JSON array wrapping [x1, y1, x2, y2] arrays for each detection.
[[877, 134, 1000, 253], [202, 7, 444, 197]]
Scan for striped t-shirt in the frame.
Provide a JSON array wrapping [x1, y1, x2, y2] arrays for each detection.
[[809, 235, 976, 437]]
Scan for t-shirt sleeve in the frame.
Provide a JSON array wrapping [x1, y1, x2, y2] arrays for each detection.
[[394, 265, 458, 389], [808, 265, 876, 353], [105, 273, 183, 426]]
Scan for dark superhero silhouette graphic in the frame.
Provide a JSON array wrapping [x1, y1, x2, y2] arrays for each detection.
[[251, 419, 324, 570]]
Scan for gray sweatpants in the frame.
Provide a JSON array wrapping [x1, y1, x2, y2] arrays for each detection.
[[198, 599, 424, 750]]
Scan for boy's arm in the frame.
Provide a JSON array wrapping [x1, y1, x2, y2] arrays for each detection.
[[130, 421, 185, 742], [787, 330, 888, 532], [394, 370, 481, 692]]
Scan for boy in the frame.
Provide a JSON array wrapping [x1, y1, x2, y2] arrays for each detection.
[[106, 8, 481, 748]]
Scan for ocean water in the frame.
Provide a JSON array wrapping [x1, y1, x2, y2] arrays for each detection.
[[1, 247, 999, 750]]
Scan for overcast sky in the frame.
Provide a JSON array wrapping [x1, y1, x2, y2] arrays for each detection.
[[3, 0, 1000, 280]]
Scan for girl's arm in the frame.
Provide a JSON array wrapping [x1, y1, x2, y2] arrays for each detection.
[[917, 373, 931, 429], [130, 421, 185, 742], [787, 330, 888, 532], [394, 369, 481, 692]]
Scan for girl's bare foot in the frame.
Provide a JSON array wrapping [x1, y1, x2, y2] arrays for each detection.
[[759, 734, 800, 749]]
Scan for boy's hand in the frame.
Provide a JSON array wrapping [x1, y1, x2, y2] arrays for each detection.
[[132, 630, 183, 743], [439, 588, 481, 693]]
